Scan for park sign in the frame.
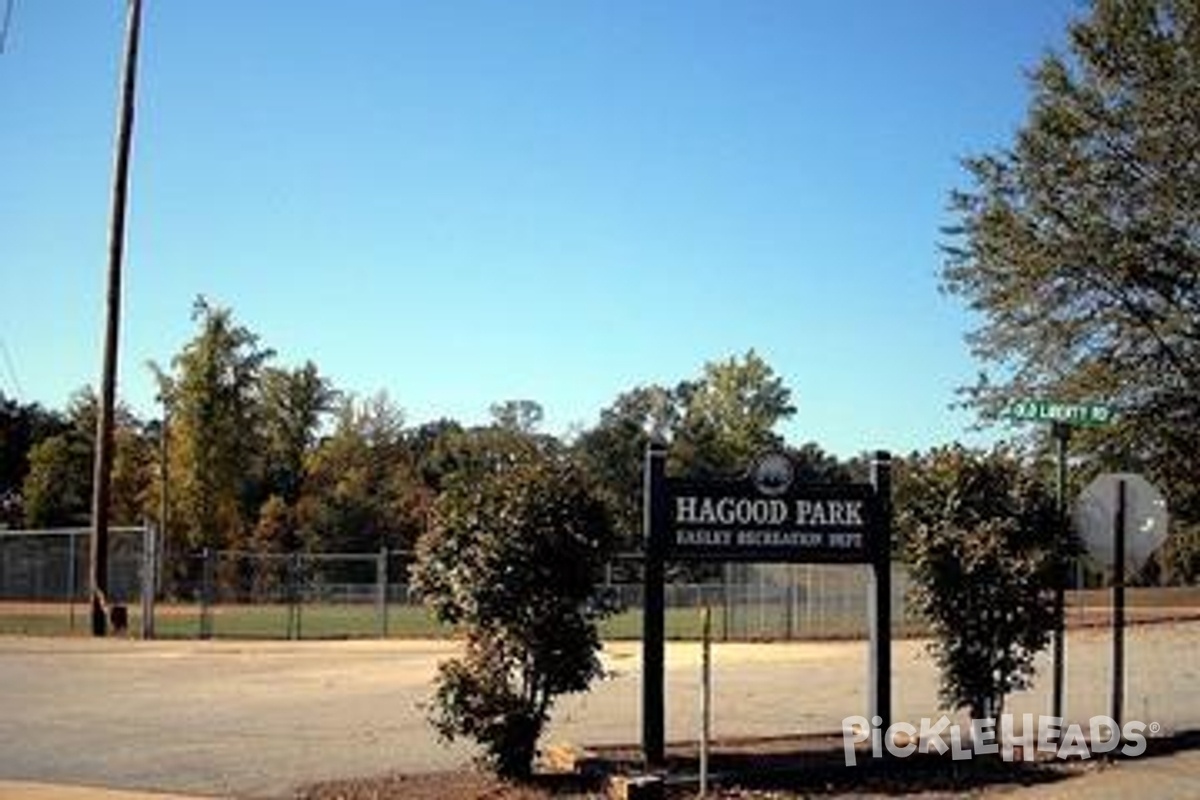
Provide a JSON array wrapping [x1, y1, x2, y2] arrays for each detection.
[[662, 453, 882, 563], [1002, 399, 1115, 427], [641, 444, 895, 766]]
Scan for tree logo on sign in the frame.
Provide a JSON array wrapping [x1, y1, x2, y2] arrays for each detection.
[[751, 452, 795, 497]]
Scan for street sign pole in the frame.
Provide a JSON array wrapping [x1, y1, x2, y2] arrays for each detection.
[[993, 398, 1113, 719], [1074, 471, 1169, 744], [1052, 422, 1070, 722], [1112, 478, 1126, 733], [1001, 399, 1117, 723]]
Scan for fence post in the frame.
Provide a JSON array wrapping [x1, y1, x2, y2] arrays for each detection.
[[785, 578, 795, 641], [68, 531, 78, 632], [288, 552, 302, 641], [377, 546, 389, 639], [806, 565, 814, 638], [200, 547, 213, 640], [285, 554, 294, 640], [141, 525, 156, 640], [721, 562, 730, 642]]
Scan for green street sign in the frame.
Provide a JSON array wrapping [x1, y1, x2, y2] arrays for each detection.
[[1002, 400, 1115, 427]]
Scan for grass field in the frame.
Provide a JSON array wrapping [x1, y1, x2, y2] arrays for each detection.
[[0, 601, 723, 640], [3, 585, 1199, 641]]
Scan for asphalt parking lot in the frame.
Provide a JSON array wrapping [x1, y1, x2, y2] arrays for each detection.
[[1, 624, 1198, 798]]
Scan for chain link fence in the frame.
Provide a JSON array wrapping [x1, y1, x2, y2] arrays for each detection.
[[188, 549, 402, 640], [0, 534, 919, 641], [602, 562, 918, 640], [0, 526, 154, 635], [3, 534, 1198, 646], [178, 556, 922, 641]]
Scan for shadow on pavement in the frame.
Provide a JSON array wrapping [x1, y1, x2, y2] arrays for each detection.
[[296, 732, 1200, 799], [1138, 728, 1200, 759], [587, 729, 1200, 797]]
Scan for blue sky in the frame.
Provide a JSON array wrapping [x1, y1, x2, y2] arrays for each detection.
[[1, 1, 1079, 458]]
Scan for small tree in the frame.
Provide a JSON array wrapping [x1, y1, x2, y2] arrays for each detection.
[[411, 435, 614, 778], [898, 445, 1059, 720]]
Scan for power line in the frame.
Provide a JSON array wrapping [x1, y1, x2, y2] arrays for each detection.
[[0, 0, 14, 55], [0, 337, 22, 400]]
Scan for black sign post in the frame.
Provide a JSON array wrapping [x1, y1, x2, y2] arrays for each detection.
[[1112, 478, 1126, 734], [641, 448, 893, 767], [868, 451, 893, 733], [641, 441, 669, 766]]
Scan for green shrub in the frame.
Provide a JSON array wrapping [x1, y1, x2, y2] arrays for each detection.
[[899, 445, 1059, 719], [411, 435, 614, 778]]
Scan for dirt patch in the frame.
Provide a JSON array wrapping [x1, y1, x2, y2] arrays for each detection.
[[294, 734, 1112, 800], [293, 764, 1100, 800], [296, 770, 606, 800]]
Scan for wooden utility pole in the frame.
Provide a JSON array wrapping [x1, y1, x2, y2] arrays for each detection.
[[90, 0, 143, 636]]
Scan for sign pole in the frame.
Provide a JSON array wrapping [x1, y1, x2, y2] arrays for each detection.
[[1112, 478, 1126, 732], [699, 606, 712, 797], [642, 441, 668, 768], [1052, 421, 1070, 721], [868, 451, 892, 733], [1004, 400, 1120, 723]]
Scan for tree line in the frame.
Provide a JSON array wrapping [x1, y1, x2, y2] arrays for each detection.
[[2, 291, 1200, 585], [0, 298, 830, 573], [1, 295, 1197, 585]]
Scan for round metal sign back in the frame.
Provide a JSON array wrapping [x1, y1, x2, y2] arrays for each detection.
[[1073, 472, 1169, 570]]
